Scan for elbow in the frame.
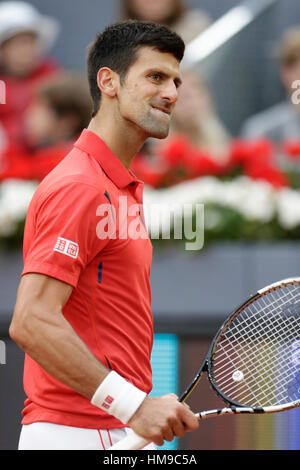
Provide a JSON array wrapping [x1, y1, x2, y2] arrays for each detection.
[[9, 317, 26, 348], [9, 307, 33, 350], [9, 320, 22, 345]]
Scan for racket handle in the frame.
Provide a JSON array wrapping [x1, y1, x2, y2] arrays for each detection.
[[109, 431, 150, 450]]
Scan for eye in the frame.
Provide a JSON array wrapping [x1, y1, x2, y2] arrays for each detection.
[[149, 73, 161, 82]]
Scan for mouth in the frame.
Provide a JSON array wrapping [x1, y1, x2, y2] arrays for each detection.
[[151, 105, 171, 116]]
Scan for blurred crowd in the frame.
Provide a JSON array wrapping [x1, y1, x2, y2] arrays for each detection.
[[0, 1, 92, 183], [0, 0, 300, 189]]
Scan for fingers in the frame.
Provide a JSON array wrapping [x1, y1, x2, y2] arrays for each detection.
[[152, 404, 198, 446], [167, 415, 186, 440], [161, 424, 174, 443], [178, 402, 199, 432], [128, 394, 199, 447]]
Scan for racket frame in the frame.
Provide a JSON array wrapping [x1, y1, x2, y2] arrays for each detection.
[[180, 277, 300, 410], [109, 278, 300, 450]]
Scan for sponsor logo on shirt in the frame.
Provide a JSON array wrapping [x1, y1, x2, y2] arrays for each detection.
[[53, 237, 79, 259]]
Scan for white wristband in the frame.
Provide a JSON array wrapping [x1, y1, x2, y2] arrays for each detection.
[[91, 371, 147, 424]]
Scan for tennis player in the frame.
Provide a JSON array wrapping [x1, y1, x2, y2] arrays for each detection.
[[9, 20, 199, 450]]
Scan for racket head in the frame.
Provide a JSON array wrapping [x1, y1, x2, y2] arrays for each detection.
[[206, 278, 300, 409]]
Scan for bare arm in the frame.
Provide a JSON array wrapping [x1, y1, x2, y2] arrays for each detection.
[[9, 273, 109, 399], [10, 272, 198, 446]]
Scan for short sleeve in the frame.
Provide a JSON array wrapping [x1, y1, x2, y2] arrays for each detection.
[[22, 182, 112, 287]]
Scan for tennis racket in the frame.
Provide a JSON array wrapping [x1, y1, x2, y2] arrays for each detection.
[[109, 277, 300, 450]]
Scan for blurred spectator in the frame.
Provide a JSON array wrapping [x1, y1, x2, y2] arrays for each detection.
[[144, 70, 230, 163], [0, 72, 92, 181], [120, 0, 211, 44], [169, 70, 230, 160], [240, 26, 300, 143], [0, 1, 60, 150]]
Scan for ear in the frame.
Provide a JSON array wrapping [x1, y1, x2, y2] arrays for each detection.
[[96, 67, 119, 99]]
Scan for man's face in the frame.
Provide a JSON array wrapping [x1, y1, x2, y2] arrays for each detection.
[[116, 47, 182, 139]]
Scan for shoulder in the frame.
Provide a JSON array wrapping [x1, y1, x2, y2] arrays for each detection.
[[32, 148, 107, 212], [41, 146, 105, 191]]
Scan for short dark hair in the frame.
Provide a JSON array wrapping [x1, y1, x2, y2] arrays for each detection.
[[87, 20, 185, 117]]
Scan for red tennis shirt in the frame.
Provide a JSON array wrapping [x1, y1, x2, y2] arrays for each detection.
[[21, 129, 154, 429]]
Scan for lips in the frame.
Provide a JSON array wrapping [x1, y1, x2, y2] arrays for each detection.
[[151, 105, 171, 115]]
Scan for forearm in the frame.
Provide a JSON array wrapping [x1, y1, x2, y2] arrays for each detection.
[[11, 306, 109, 400], [10, 274, 199, 445]]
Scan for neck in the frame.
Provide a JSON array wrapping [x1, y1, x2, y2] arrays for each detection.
[[88, 110, 146, 170]]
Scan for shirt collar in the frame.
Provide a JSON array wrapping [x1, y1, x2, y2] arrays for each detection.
[[74, 129, 140, 189]]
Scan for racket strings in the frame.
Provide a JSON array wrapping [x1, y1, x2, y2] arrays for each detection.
[[214, 317, 298, 406], [213, 341, 294, 407], [214, 308, 300, 380], [210, 284, 300, 407], [215, 330, 284, 406], [225, 285, 300, 337], [215, 312, 299, 405], [219, 295, 300, 405]]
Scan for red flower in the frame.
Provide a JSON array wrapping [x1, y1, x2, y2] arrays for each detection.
[[229, 139, 253, 166], [0, 141, 73, 182], [131, 136, 288, 189], [159, 135, 193, 168], [187, 151, 224, 177], [131, 153, 165, 188], [281, 140, 300, 159], [159, 134, 225, 177], [245, 164, 288, 188], [229, 139, 274, 167]]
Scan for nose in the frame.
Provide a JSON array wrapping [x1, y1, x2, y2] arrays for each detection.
[[161, 80, 179, 105]]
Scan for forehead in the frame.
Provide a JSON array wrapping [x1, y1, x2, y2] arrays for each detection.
[[1, 31, 39, 47], [128, 46, 181, 78]]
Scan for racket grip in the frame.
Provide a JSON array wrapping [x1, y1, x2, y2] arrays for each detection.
[[108, 431, 150, 450]]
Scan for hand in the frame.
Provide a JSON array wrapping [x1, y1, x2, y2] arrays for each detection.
[[128, 393, 199, 446]]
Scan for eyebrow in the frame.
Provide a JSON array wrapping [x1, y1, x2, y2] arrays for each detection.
[[146, 68, 182, 88]]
